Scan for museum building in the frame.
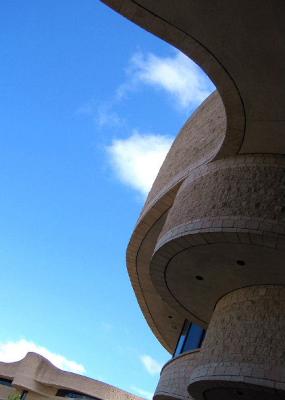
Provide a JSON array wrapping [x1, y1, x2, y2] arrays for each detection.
[[0, 353, 141, 400], [102, 1, 285, 399]]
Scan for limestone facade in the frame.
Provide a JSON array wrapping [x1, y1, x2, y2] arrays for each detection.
[[101, 1, 285, 398], [188, 286, 285, 398], [0, 353, 141, 400]]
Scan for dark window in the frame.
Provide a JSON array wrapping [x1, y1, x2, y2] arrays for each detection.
[[173, 320, 205, 357], [56, 390, 100, 400], [20, 390, 28, 400], [0, 378, 12, 387]]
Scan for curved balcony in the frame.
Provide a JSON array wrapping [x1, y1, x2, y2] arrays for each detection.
[[154, 350, 200, 400], [125, 92, 227, 353]]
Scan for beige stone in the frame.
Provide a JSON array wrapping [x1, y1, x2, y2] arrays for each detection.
[[101, 0, 285, 397], [0, 353, 142, 400]]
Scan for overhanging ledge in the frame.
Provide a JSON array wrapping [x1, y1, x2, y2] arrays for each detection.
[[100, 0, 245, 158]]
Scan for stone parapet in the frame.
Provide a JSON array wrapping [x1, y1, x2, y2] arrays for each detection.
[[154, 351, 200, 400]]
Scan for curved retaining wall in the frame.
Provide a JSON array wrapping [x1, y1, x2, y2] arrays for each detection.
[[127, 92, 228, 351], [143, 92, 225, 215], [101, 1, 285, 398], [158, 155, 285, 243], [188, 286, 285, 399], [154, 351, 200, 400]]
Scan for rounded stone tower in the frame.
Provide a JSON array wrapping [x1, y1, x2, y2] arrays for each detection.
[[102, 1, 285, 398]]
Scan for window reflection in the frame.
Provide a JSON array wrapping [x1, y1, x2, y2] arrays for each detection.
[[173, 320, 205, 357]]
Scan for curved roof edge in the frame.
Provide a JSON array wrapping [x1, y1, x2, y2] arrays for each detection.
[[126, 93, 228, 352], [100, 0, 245, 159], [0, 352, 142, 400], [100, 0, 246, 352]]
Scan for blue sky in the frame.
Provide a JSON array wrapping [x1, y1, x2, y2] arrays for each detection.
[[0, 1, 214, 398]]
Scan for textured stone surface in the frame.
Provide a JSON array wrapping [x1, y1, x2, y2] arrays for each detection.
[[102, 0, 285, 155], [203, 386, 285, 399], [127, 153, 285, 351], [153, 287, 285, 400], [188, 286, 285, 398], [135, 213, 185, 351], [0, 353, 142, 400], [154, 351, 200, 400], [126, 92, 228, 351], [147, 156, 285, 327], [101, 2, 285, 398], [160, 155, 285, 242], [201, 286, 285, 366], [154, 286, 285, 400], [144, 92, 225, 214], [103, 0, 285, 356]]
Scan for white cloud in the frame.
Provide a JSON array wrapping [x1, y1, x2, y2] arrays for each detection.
[[128, 51, 215, 110], [140, 354, 162, 375], [0, 339, 86, 374], [107, 131, 173, 196], [78, 50, 214, 131], [131, 386, 153, 400]]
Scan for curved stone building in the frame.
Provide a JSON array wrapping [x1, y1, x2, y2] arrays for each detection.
[[102, 1, 285, 399], [0, 353, 142, 400]]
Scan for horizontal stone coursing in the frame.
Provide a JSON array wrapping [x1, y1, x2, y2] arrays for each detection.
[[154, 351, 200, 400], [188, 286, 285, 396], [160, 155, 285, 242]]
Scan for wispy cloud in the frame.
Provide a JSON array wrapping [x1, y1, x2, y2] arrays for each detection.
[[78, 50, 214, 129], [131, 386, 153, 400], [77, 100, 124, 129], [124, 50, 214, 110], [96, 104, 123, 128], [140, 354, 162, 375], [0, 339, 85, 374], [106, 131, 173, 196], [78, 50, 213, 196]]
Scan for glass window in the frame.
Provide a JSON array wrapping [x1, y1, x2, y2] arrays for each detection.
[[173, 320, 190, 357], [0, 378, 12, 387], [182, 323, 205, 352], [173, 320, 205, 357], [56, 390, 100, 400]]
